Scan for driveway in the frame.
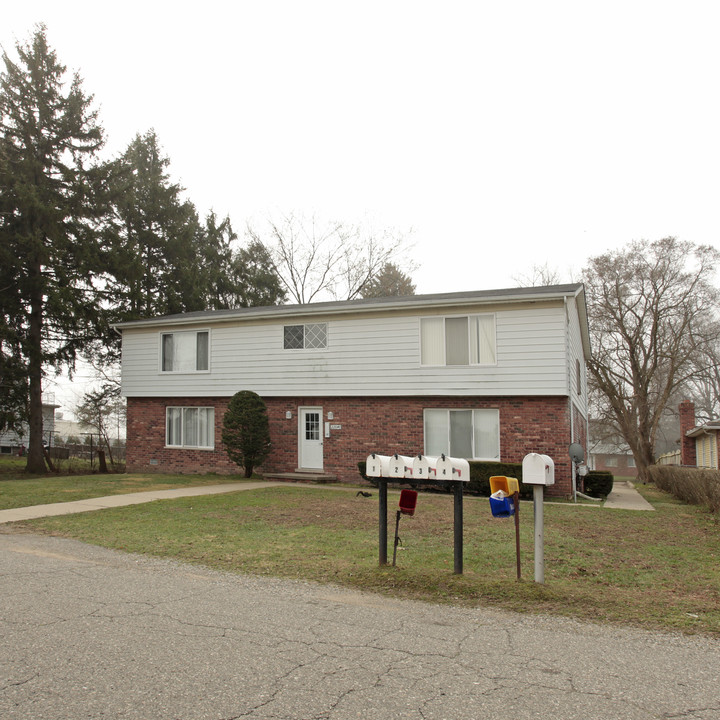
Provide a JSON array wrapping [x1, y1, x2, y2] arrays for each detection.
[[1, 530, 718, 720]]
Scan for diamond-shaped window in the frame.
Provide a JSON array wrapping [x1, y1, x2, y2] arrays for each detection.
[[284, 325, 304, 349], [305, 323, 327, 349]]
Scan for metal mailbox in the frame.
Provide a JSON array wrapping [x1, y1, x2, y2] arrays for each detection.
[[398, 489, 418, 516], [366, 453, 391, 478], [412, 454, 438, 480], [388, 454, 414, 479], [522, 453, 555, 486], [435, 455, 470, 482]]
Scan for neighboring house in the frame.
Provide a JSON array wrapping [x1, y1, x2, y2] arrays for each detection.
[[0, 398, 59, 454], [679, 401, 720, 469], [589, 443, 638, 478], [115, 284, 591, 496]]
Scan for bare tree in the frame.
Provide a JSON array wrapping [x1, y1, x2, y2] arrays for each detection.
[[583, 237, 720, 481], [247, 213, 412, 303], [75, 383, 126, 469], [512, 262, 566, 287], [682, 340, 720, 423]]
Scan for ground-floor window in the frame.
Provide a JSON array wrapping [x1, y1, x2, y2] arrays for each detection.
[[423, 408, 500, 460], [166, 407, 215, 449]]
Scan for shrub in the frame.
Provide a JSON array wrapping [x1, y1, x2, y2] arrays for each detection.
[[648, 465, 720, 517], [222, 390, 271, 478], [583, 471, 614, 498]]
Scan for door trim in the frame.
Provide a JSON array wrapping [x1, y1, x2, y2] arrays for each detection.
[[298, 406, 323, 470]]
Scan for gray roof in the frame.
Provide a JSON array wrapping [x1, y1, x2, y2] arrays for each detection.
[[113, 283, 587, 329], [686, 421, 720, 438]]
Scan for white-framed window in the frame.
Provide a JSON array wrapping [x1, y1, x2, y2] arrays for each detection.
[[605, 456, 618, 467], [423, 408, 500, 460], [160, 330, 209, 372], [284, 323, 327, 350], [627, 456, 636, 468], [420, 315, 496, 365], [166, 407, 215, 449]]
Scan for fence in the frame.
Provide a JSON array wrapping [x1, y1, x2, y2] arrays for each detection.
[[656, 450, 681, 466]]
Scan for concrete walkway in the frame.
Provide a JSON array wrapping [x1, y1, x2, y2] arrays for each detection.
[[0, 478, 655, 524], [0, 481, 287, 524], [603, 480, 655, 511]]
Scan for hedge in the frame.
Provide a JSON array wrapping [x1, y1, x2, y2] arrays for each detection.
[[582, 471, 614, 498], [648, 465, 720, 516]]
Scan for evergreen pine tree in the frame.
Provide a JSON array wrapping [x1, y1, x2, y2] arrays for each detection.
[[0, 26, 111, 472], [222, 390, 272, 478]]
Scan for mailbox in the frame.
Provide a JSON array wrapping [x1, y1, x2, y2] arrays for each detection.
[[522, 453, 555, 485], [398, 489, 418, 516], [488, 476, 519, 518], [366, 453, 391, 478], [435, 455, 470, 482], [412, 455, 438, 480], [489, 476, 519, 496], [389, 454, 414, 479]]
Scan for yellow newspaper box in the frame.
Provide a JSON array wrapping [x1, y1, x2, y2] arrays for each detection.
[[489, 476, 519, 496]]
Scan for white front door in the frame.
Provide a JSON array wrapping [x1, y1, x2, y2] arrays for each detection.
[[299, 407, 323, 470]]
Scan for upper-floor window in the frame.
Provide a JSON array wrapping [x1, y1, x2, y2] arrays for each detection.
[[161, 330, 209, 372], [420, 315, 496, 365], [284, 323, 327, 350]]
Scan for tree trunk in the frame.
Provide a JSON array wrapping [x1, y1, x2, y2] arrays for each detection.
[[25, 266, 47, 474], [98, 449, 108, 473]]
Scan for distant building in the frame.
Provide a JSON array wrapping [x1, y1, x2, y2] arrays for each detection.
[[589, 442, 638, 478], [0, 397, 59, 454], [679, 401, 720, 469]]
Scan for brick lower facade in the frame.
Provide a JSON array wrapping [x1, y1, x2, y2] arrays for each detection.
[[127, 395, 579, 496]]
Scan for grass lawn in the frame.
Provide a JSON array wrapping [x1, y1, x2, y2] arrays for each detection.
[[0, 457, 251, 509], [11, 478, 720, 637]]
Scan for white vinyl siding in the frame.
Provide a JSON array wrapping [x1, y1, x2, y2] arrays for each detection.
[[161, 330, 209, 372], [121, 301, 575, 398], [424, 408, 500, 460], [166, 407, 214, 449]]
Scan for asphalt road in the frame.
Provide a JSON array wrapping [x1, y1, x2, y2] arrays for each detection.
[[1, 530, 719, 720]]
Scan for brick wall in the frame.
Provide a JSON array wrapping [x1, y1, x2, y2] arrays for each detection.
[[679, 401, 697, 466], [127, 395, 576, 496]]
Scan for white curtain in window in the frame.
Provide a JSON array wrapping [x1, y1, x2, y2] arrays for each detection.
[[471, 315, 496, 364], [421, 318, 444, 365], [166, 408, 182, 446], [473, 409, 500, 460], [197, 408, 214, 447], [424, 409, 448, 455], [183, 408, 199, 446]]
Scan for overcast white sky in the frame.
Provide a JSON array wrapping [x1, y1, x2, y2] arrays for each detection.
[[4, 1, 720, 411]]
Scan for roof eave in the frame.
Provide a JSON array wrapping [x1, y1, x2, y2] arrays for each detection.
[[112, 284, 586, 331]]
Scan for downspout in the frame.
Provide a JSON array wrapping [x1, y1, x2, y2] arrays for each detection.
[[564, 297, 577, 502]]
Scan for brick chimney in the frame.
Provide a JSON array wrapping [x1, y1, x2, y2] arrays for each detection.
[[679, 401, 697, 466]]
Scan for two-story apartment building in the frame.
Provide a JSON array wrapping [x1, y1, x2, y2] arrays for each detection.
[[115, 284, 591, 496]]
